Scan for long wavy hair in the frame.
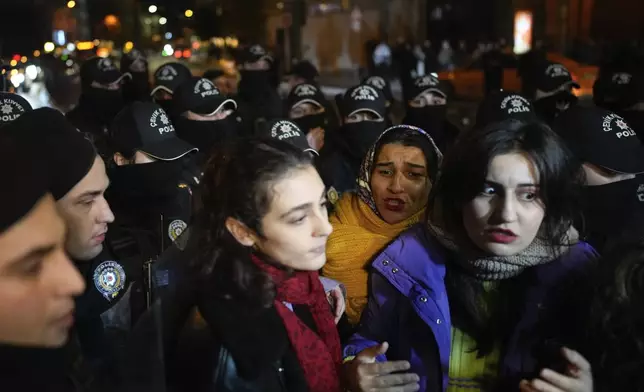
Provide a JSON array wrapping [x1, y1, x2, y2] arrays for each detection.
[[190, 138, 313, 308], [428, 120, 584, 357]]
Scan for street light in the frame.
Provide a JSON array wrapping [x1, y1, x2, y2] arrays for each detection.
[[67, 0, 76, 8], [44, 42, 55, 53], [159, 17, 167, 25], [148, 5, 157, 13], [185, 9, 193, 18]]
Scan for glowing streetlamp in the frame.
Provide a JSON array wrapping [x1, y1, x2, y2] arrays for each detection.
[[184, 9, 194, 18], [148, 5, 157, 13], [67, 0, 76, 8], [159, 16, 167, 25]]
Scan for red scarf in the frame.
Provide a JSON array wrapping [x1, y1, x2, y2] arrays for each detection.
[[252, 255, 342, 392]]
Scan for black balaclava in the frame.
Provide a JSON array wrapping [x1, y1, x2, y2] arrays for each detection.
[[404, 105, 449, 145], [79, 86, 125, 126], [121, 50, 150, 103], [341, 120, 388, 162], [533, 90, 579, 125], [582, 177, 644, 249], [292, 112, 328, 135], [174, 116, 239, 157]]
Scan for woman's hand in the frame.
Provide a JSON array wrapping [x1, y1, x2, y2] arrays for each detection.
[[345, 342, 420, 392], [326, 286, 345, 324], [520, 348, 593, 392]]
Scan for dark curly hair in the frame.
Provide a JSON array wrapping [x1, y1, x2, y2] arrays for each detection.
[[190, 138, 314, 308]]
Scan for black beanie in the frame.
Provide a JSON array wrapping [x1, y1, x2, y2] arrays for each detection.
[[2, 108, 97, 200], [0, 131, 50, 233]]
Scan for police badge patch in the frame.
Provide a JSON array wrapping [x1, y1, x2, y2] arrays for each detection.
[[93, 261, 126, 301], [327, 187, 340, 206], [168, 219, 187, 242]]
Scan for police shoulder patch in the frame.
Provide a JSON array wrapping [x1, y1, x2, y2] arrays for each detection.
[[327, 187, 340, 206], [93, 260, 126, 301], [168, 219, 187, 242]]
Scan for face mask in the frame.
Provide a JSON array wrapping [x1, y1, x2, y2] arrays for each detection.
[[405, 106, 448, 141], [583, 178, 644, 236], [240, 70, 271, 89], [293, 113, 327, 134], [533, 91, 578, 124], [82, 88, 125, 125], [174, 116, 238, 155], [155, 98, 174, 115], [343, 121, 387, 161], [110, 159, 185, 198]]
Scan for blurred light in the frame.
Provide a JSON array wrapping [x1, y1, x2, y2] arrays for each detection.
[[184, 9, 193, 18], [25, 65, 38, 80], [10, 69, 18, 76], [33, 50, 41, 57], [277, 2, 284, 10], [93, 39, 100, 46], [9, 60, 17, 67], [152, 34, 162, 42], [165, 32, 173, 40], [67, 0, 76, 8], [54, 47, 63, 56], [144, 17, 152, 25], [61, 54, 69, 61], [20, 56, 28, 64], [174, 50, 183, 59], [162, 44, 174, 56], [77, 41, 94, 50], [124, 41, 134, 53], [104, 15, 119, 27], [53, 30, 66, 46], [66, 42, 76, 52], [192, 41, 200, 50], [513, 11, 533, 55], [430, 72, 438, 77], [66, 60, 74, 67], [12, 54, 20, 62], [96, 47, 110, 58], [214, 37, 225, 48], [10, 73, 25, 87], [159, 17, 167, 25], [182, 49, 191, 58], [148, 5, 158, 13]]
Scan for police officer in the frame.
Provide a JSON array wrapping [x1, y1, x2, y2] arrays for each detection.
[[0, 130, 85, 391], [279, 59, 320, 97], [66, 57, 130, 160], [532, 62, 580, 126], [286, 82, 331, 153], [150, 62, 192, 114], [363, 75, 395, 126], [3, 108, 130, 385], [0, 92, 32, 127], [258, 119, 320, 157], [108, 101, 199, 261], [554, 106, 644, 252], [317, 84, 388, 198], [120, 48, 151, 104], [594, 70, 644, 143], [235, 44, 282, 134], [474, 90, 537, 128], [171, 77, 241, 161], [402, 74, 460, 154]]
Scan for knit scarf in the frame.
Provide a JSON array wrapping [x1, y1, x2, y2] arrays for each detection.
[[426, 220, 580, 280], [323, 193, 425, 324], [252, 255, 342, 392]]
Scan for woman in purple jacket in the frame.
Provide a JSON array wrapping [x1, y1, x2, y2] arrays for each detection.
[[343, 120, 596, 392]]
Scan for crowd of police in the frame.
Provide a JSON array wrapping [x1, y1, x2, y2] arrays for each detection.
[[0, 41, 644, 392]]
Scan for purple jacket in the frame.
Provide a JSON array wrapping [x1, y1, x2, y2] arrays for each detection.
[[344, 224, 597, 392]]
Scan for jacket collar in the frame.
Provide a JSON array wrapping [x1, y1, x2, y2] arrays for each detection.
[[197, 295, 290, 379]]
